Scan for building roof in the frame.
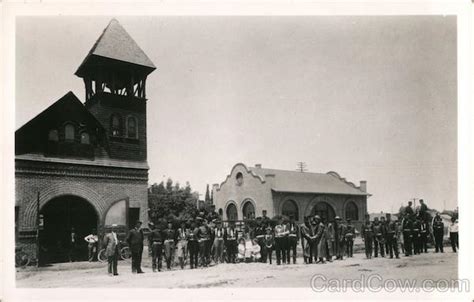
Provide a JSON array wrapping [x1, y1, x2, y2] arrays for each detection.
[[75, 19, 155, 76], [249, 166, 369, 196]]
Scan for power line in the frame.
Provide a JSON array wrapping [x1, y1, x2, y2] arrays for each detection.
[[296, 162, 307, 173]]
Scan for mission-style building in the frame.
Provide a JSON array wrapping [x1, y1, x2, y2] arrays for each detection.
[[15, 19, 155, 263], [213, 163, 370, 229]]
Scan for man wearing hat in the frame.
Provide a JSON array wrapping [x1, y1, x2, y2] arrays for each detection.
[[163, 221, 177, 270], [127, 220, 145, 273], [300, 216, 313, 264], [433, 213, 444, 253], [274, 216, 289, 265], [386, 216, 400, 259], [197, 217, 211, 267], [103, 224, 119, 276], [361, 219, 374, 259], [213, 220, 226, 264], [312, 215, 326, 264], [188, 220, 200, 269], [345, 218, 355, 257], [254, 218, 266, 263], [148, 222, 164, 272], [334, 216, 346, 260], [372, 217, 385, 257], [286, 215, 299, 264], [402, 213, 414, 256], [224, 220, 238, 263]]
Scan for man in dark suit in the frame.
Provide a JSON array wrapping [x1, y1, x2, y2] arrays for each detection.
[[103, 224, 119, 276], [127, 220, 145, 273]]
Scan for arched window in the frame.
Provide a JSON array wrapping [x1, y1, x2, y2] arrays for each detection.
[[65, 124, 75, 141], [110, 114, 122, 136], [345, 201, 359, 221], [236, 172, 243, 186], [282, 200, 299, 220], [226, 203, 238, 221], [311, 202, 336, 223], [242, 200, 255, 219], [48, 129, 58, 141], [127, 116, 137, 138], [80, 132, 90, 144]]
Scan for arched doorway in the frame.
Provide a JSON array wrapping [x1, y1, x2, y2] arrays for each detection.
[[242, 200, 255, 219], [39, 195, 98, 264], [311, 202, 336, 223], [282, 200, 299, 220], [226, 203, 238, 221]]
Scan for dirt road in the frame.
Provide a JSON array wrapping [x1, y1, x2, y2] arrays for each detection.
[[16, 251, 457, 288]]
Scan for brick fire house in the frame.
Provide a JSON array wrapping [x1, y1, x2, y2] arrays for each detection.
[[15, 19, 156, 263]]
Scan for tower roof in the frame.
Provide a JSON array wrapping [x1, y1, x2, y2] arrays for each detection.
[[75, 19, 156, 77]]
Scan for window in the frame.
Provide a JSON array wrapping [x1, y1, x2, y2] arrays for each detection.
[[127, 116, 137, 138], [80, 132, 90, 144], [48, 129, 58, 141], [282, 200, 299, 220], [65, 124, 75, 141], [111, 114, 122, 136], [242, 200, 255, 219], [345, 201, 359, 221], [236, 172, 243, 186]]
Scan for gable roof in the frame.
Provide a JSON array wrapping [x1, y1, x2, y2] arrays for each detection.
[[15, 91, 106, 155], [249, 166, 369, 196], [75, 18, 155, 76]]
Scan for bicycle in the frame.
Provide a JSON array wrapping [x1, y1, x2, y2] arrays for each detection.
[[97, 241, 131, 263], [15, 247, 30, 268]]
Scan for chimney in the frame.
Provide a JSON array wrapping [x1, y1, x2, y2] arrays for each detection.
[[359, 181, 367, 192], [255, 164, 262, 168]]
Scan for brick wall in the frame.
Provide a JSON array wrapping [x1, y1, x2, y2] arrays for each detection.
[[15, 161, 149, 260]]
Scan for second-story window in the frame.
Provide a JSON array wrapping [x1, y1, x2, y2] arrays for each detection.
[[80, 132, 90, 144], [65, 124, 75, 141], [127, 116, 137, 138], [48, 129, 59, 142], [111, 114, 122, 136]]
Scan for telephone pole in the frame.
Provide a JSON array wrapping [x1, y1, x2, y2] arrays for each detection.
[[296, 162, 307, 172]]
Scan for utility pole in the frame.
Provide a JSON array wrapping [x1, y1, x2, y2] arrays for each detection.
[[296, 162, 307, 173]]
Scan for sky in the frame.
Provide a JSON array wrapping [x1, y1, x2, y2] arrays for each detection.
[[15, 16, 457, 213]]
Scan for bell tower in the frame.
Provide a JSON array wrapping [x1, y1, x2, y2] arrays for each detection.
[[75, 19, 156, 162]]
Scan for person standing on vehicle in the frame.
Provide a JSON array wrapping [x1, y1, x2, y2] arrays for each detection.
[[127, 220, 145, 273], [103, 224, 119, 276], [84, 229, 98, 262], [148, 222, 163, 272]]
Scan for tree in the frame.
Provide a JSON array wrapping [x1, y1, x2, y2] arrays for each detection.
[[148, 178, 199, 224]]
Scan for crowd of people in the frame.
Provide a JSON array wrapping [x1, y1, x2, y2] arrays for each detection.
[[99, 200, 459, 276]]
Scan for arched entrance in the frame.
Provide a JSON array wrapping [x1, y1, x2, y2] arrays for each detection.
[[242, 200, 255, 219], [281, 200, 299, 220], [311, 202, 336, 223], [226, 203, 238, 221], [39, 195, 98, 264]]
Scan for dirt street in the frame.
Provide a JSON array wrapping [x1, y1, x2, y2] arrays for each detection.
[[16, 251, 457, 288]]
